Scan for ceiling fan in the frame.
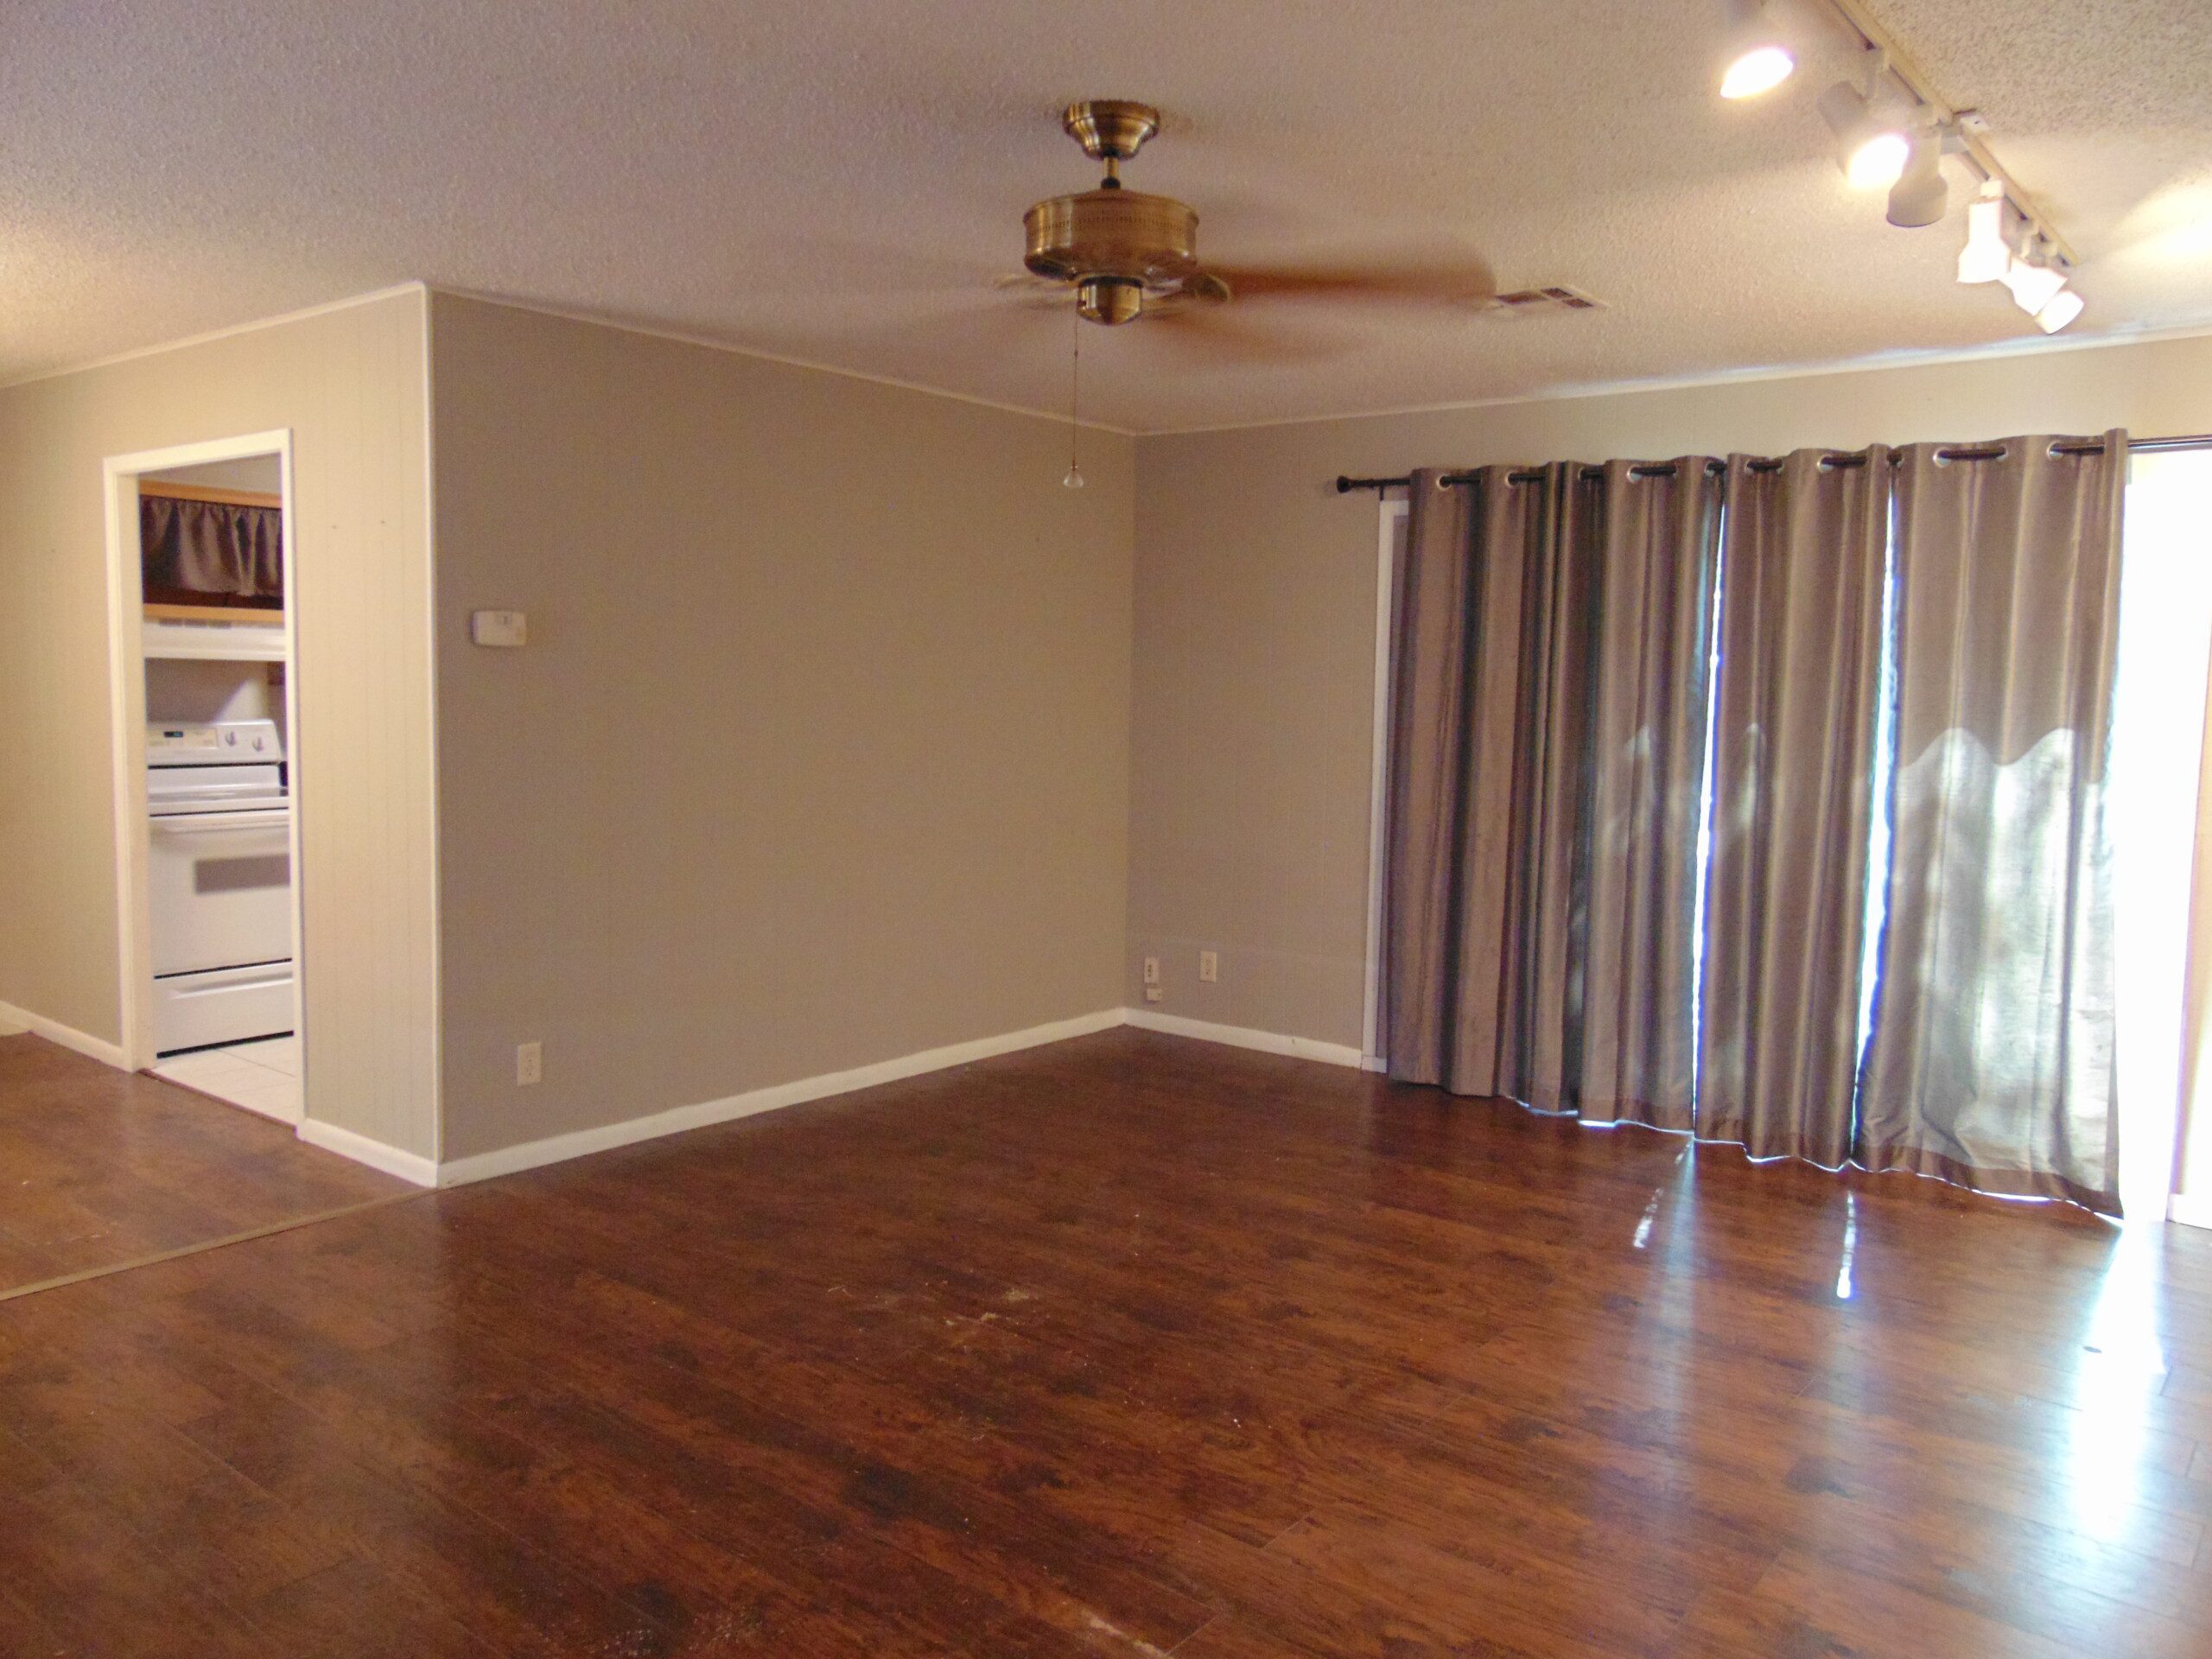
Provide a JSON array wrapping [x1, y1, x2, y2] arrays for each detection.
[[1013, 99, 1499, 333]]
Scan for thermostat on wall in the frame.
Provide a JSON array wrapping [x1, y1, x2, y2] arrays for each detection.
[[470, 609, 528, 648]]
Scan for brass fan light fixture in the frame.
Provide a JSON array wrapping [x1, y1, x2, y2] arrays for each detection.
[[1025, 100, 1212, 326], [1017, 100, 1497, 337]]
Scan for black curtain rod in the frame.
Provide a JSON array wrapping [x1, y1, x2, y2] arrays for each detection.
[[1333, 432, 2212, 494]]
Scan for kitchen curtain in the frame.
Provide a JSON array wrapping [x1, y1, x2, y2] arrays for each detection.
[[1382, 460, 1719, 1130], [141, 493, 283, 607], [1382, 433, 2129, 1214]]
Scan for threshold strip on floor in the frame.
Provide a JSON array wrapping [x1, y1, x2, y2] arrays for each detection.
[[0, 1189, 431, 1304]]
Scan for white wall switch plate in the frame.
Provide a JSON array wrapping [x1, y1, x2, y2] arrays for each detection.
[[1142, 956, 1160, 986], [471, 609, 529, 648], [1144, 984, 1163, 1003], [1199, 950, 1218, 983], [516, 1040, 543, 1085]]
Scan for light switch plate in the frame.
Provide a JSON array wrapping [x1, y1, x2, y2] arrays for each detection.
[[471, 609, 529, 648]]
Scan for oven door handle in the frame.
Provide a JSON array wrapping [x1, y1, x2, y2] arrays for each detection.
[[149, 810, 291, 835]]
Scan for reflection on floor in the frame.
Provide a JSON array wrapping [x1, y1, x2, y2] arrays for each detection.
[[0, 1032, 403, 1296], [3, 1026, 2209, 1654], [151, 1033, 301, 1122]]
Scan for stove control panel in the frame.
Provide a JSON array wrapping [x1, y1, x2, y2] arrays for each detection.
[[147, 719, 283, 766]]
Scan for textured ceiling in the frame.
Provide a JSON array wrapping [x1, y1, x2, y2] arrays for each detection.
[[5, 0, 2210, 431]]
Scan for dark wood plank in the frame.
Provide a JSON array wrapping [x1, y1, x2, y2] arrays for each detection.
[[2, 1027, 2209, 1656], [0, 1033, 406, 1294]]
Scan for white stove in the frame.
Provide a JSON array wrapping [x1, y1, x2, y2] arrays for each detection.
[[145, 720, 296, 1054]]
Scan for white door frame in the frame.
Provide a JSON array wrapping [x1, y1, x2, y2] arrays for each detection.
[[1360, 494, 1408, 1071], [103, 430, 302, 1105]]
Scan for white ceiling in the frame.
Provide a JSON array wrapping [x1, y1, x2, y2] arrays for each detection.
[[6, 0, 2210, 432]]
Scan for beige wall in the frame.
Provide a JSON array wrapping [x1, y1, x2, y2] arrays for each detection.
[[0, 290, 439, 1158], [428, 295, 1132, 1160], [1130, 331, 2212, 1049]]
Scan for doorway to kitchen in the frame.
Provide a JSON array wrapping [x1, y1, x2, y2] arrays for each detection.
[[103, 432, 303, 1124]]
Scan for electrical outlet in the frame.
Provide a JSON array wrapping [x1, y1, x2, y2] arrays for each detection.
[[1199, 950, 1218, 983], [1144, 984, 1163, 1003], [516, 1040, 543, 1085], [1142, 956, 1160, 986]]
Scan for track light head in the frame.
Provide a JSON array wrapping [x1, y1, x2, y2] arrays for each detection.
[[1723, 43, 1796, 100], [2033, 287, 2084, 334], [1956, 180, 2011, 283], [2004, 235, 2068, 315], [1818, 79, 1910, 191], [1885, 125, 1949, 227], [1719, 1, 1795, 99]]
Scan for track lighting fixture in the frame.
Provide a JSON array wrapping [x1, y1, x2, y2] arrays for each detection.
[[2032, 286, 2084, 334], [1885, 120, 1948, 228], [1718, 0, 1795, 100], [1719, 0, 2087, 334], [1956, 180, 2010, 283], [1817, 67, 1910, 191], [2004, 232, 2067, 316]]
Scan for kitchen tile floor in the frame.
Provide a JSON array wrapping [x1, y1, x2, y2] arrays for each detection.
[[151, 1033, 301, 1122]]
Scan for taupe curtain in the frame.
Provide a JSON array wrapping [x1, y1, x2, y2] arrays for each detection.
[[1855, 433, 2127, 1213], [141, 494, 283, 606], [1697, 450, 1891, 1165], [1383, 460, 1719, 1128]]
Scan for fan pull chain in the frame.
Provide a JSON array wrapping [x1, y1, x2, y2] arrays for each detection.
[[1064, 311, 1085, 490]]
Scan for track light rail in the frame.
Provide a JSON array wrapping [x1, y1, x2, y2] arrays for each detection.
[[1333, 433, 2212, 494], [1819, 0, 2075, 270]]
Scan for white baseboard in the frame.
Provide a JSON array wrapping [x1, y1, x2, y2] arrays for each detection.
[[2169, 1192, 2212, 1231], [297, 1118, 439, 1188], [299, 1006, 1366, 1194], [1122, 1007, 1366, 1070], [0, 997, 130, 1071], [435, 1007, 1129, 1187]]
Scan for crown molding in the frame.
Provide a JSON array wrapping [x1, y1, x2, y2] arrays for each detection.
[[0, 283, 430, 391], [1139, 317, 2212, 438]]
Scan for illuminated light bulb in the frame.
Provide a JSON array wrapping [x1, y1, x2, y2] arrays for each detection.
[[1818, 80, 1911, 191], [1957, 181, 2010, 283], [2034, 286, 2084, 334], [1718, 1, 1795, 100], [1721, 45, 1795, 99], [1846, 130, 1910, 191]]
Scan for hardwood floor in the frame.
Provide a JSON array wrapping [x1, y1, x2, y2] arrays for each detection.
[[0, 1034, 407, 1296], [3, 1026, 2209, 1656]]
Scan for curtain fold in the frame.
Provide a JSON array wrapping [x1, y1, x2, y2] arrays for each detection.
[[1697, 450, 1891, 1166], [1382, 431, 2131, 1217], [1854, 433, 2127, 1213], [1382, 460, 1717, 1129], [1580, 461, 1723, 1129], [141, 494, 283, 606]]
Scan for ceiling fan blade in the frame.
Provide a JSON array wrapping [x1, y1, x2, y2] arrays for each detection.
[[1198, 251, 1497, 308], [1152, 271, 1233, 309]]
